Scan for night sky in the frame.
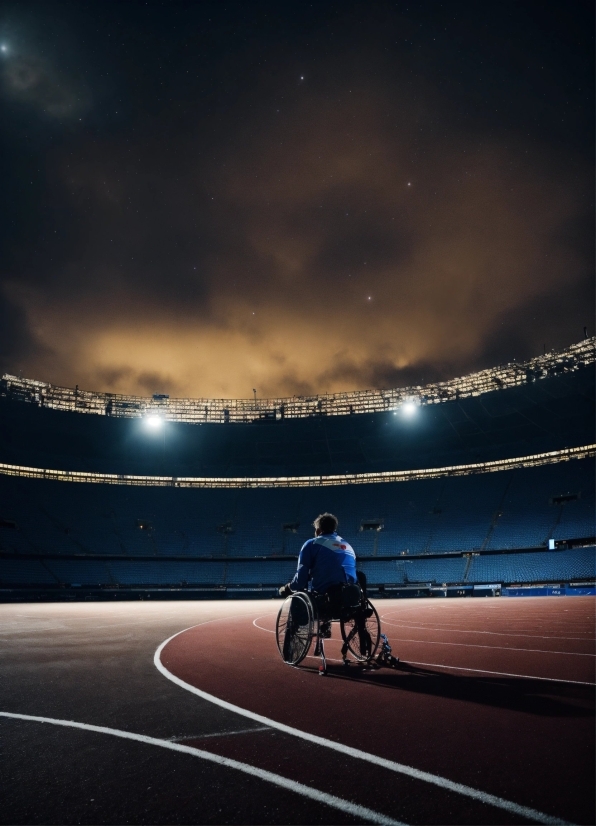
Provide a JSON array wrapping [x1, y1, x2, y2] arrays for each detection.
[[0, 1, 593, 400]]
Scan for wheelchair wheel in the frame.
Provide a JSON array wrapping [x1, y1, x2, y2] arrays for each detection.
[[340, 599, 381, 662], [276, 592, 314, 666]]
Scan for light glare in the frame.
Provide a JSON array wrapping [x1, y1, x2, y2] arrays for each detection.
[[145, 415, 163, 428], [401, 401, 417, 416]]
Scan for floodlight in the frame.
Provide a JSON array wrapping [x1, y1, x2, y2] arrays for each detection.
[[401, 401, 418, 416], [145, 414, 163, 428]]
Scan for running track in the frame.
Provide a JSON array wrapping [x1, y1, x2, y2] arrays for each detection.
[[1, 597, 594, 824]]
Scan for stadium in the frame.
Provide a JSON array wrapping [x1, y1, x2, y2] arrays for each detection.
[[1, 338, 594, 601], [1, 339, 595, 824], [1, 3, 594, 821]]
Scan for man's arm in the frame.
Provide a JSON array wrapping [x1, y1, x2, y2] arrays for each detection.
[[290, 540, 313, 591], [278, 540, 314, 596]]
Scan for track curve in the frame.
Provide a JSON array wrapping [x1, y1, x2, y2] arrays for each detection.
[[157, 597, 595, 825]]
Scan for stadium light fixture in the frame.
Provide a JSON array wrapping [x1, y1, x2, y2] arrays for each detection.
[[145, 414, 164, 428], [401, 401, 418, 416]]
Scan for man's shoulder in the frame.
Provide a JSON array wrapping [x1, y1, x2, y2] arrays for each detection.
[[315, 533, 355, 551], [300, 538, 316, 553], [329, 534, 356, 557], [337, 536, 354, 553]]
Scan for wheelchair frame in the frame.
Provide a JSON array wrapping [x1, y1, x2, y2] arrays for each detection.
[[276, 588, 398, 675]]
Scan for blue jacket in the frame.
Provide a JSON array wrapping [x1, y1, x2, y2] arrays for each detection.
[[290, 533, 357, 594]]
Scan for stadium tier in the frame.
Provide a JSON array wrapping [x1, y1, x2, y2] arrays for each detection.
[[0, 341, 594, 597]]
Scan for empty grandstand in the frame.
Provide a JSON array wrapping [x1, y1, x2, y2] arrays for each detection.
[[1, 340, 594, 601]]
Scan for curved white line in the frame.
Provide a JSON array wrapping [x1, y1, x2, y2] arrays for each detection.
[[378, 617, 596, 643], [381, 612, 596, 642], [192, 611, 596, 682], [252, 615, 276, 633], [398, 660, 596, 686], [154, 624, 573, 825], [379, 630, 595, 656], [252, 615, 344, 648], [304, 653, 344, 664], [0, 711, 404, 826]]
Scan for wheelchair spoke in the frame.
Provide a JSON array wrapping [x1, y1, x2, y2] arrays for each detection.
[[277, 592, 383, 669], [340, 600, 381, 662], [276, 593, 314, 666]]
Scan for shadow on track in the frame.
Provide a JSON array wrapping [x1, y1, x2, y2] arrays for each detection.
[[305, 661, 595, 718]]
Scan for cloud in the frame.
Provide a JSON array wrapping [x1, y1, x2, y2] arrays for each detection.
[[1, 52, 88, 117], [1, 66, 592, 398]]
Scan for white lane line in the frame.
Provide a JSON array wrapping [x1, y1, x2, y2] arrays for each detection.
[[253, 615, 276, 633], [381, 629, 595, 656], [155, 623, 572, 825], [0, 712, 405, 826], [398, 660, 596, 686], [379, 618, 595, 643], [305, 654, 345, 664], [251, 617, 344, 660], [251, 614, 594, 683], [169, 726, 272, 741], [252, 615, 345, 645], [253, 614, 349, 646]]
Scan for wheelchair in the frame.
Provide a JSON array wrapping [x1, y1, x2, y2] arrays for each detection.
[[276, 579, 396, 675]]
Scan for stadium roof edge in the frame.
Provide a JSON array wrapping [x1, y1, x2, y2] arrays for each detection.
[[1, 337, 594, 425]]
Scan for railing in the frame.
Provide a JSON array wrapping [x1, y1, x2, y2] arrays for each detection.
[[0, 444, 593, 489], [1, 337, 594, 425]]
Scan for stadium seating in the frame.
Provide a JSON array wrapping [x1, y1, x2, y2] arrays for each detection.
[[1, 459, 593, 588], [0, 357, 593, 593], [467, 547, 595, 584], [1, 458, 592, 559]]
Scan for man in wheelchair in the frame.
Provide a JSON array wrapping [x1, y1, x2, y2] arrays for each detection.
[[279, 512, 358, 616], [279, 512, 368, 642], [276, 513, 397, 672]]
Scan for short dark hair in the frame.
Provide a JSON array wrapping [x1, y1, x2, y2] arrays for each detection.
[[314, 512, 338, 534]]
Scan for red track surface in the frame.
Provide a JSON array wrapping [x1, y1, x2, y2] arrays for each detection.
[[161, 597, 595, 825]]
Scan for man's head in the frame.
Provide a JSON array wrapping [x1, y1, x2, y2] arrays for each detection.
[[313, 512, 338, 536]]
